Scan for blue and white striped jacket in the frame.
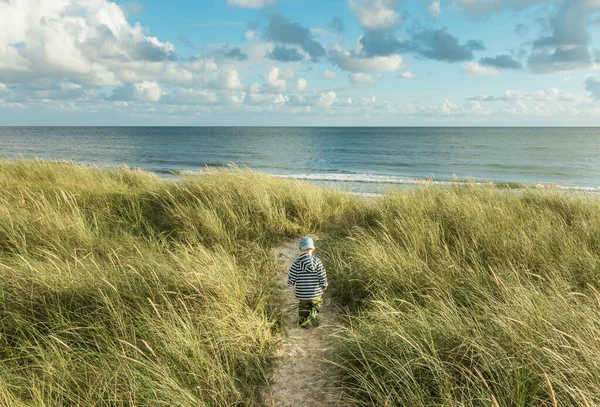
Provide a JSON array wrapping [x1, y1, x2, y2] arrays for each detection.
[[287, 253, 328, 300]]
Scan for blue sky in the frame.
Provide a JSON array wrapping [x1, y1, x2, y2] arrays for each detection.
[[1, 0, 600, 125]]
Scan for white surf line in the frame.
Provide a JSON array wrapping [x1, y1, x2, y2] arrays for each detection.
[[168, 169, 600, 195]]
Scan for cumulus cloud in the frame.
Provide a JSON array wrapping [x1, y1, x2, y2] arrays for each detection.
[[432, 99, 490, 116], [165, 88, 219, 105], [264, 67, 289, 92], [322, 70, 337, 80], [264, 14, 326, 62], [10, 80, 86, 102], [267, 46, 304, 62], [359, 28, 485, 62], [227, 0, 276, 8], [296, 78, 308, 92], [527, 0, 599, 73], [0, 0, 177, 86], [246, 92, 288, 107], [110, 81, 163, 102], [349, 0, 401, 31], [479, 54, 522, 70], [213, 69, 244, 90], [317, 91, 337, 107], [330, 46, 403, 72], [463, 62, 499, 76], [428, 0, 441, 17], [184, 58, 218, 73], [469, 87, 584, 103], [399, 71, 415, 79], [349, 73, 382, 85]]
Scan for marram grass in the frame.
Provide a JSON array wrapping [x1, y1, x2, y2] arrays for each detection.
[[2, 159, 600, 406], [322, 185, 600, 406], [0, 159, 358, 406]]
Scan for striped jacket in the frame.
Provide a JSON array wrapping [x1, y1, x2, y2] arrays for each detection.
[[287, 253, 328, 300]]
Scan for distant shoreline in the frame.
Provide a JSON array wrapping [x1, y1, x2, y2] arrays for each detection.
[[2, 127, 599, 194]]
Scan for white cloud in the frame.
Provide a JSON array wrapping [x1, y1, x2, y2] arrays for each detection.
[[399, 71, 415, 79], [0, 99, 26, 109], [264, 67, 288, 93], [60, 81, 82, 93], [112, 81, 163, 102], [469, 87, 586, 103], [317, 91, 337, 107], [330, 46, 403, 72], [322, 70, 337, 80], [349, 0, 401, 30], [225, 92, 246, 105], [245, 30, 256, 40], [247, 92, 288, 106], [227, 0, 276, 8], [0, 0, 177, 86], [185, 59, 218, 72], [297, 78, 308, 92], [249, 83, 263, 93], [428, 0, 441, 17], [242, 42, 276, 60], [349, 73, 382, 85], [463, 62, 499, 76], [214, 69, 244, 90], [429, 99, 491, 116], [168, 88, 219, 104]]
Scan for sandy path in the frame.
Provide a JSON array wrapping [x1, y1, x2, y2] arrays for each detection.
[[262, 239, 344, 406]]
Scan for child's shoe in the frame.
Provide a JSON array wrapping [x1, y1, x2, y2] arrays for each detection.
[[298, 316, 309, 329], [309, 306, 320, 327]]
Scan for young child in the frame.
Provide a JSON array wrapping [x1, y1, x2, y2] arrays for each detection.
[[287, 236, 328, 328]]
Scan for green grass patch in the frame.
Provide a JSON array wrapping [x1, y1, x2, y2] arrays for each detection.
[[0, 159, 357, 406], [2, 159, 600, 406], [323, 185, 600, 406]]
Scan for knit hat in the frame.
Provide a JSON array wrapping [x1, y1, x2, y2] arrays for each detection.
[[299, 236, 315, 250]]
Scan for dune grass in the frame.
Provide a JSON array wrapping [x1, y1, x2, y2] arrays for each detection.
[[2, 159, 600, 406], [0, 159, 358, 406], [322, 185, 600, 406]]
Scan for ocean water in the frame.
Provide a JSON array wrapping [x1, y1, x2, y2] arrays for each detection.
[[1, 127, 600, 194]]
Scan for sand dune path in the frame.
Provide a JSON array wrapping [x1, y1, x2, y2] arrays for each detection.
[[262, 239, 344, 406]]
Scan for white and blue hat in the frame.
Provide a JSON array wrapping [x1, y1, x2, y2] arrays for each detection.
[[299, 236, 315, 250]]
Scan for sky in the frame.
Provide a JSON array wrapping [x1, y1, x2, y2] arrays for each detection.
[[2, 0, 600, 126]]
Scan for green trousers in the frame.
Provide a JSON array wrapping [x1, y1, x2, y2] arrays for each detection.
[[298, 296, 323, 318]]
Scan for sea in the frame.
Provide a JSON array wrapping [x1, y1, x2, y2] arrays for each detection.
[[1, 127, 600, 195]]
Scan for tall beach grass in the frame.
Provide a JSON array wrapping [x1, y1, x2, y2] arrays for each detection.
[[323, 185, 600, 406], [0, 159, 357, 406], [2, 159, 600, 406]]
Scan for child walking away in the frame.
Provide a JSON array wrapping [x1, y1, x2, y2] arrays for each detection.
[[287, 236, 328, 329]]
